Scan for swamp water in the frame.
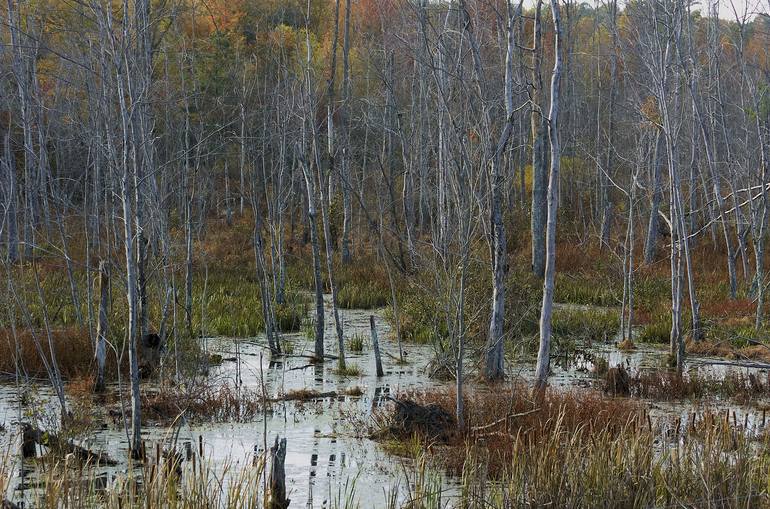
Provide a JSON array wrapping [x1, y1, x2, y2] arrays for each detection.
[[2, 297, 770, 507]]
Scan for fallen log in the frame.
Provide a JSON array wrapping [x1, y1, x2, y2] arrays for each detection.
[[689, 359, 770, 370], [21, 423, 117, 466], [270, 390, 338, 402]]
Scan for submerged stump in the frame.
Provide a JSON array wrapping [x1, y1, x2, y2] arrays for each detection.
[[604, 365, 631, 396], [267, 436, 290, 509]]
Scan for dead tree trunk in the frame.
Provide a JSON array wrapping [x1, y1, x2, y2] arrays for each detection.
[[370, 315, 384, 377], [535, 0, 563, 389], [267, 436, 290, 509], [94, 260, 110, 392], [531, 0, 548, 279]]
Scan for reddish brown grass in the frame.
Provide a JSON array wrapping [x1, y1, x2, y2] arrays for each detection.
[[626, 368, 770, 404], [138, 383, 265, 424], [382, 386, 643, 477], [687, 340, 770, 363], [701, 298, 756, 319], [0, 327, 107, 380]]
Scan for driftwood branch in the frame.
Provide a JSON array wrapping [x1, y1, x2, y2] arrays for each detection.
[[471, 408, 541, 434]]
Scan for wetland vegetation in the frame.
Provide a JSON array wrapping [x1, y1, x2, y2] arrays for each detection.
[[2, 0, 770, 507]]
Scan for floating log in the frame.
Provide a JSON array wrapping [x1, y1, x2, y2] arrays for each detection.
[[272, 390, 338, 402]]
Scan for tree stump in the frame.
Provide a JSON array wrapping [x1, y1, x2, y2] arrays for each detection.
[[267, 436, 290, 509], [370, 315, 384, 377], [604, 365, 630, 396], [139, 333, 162, 378]]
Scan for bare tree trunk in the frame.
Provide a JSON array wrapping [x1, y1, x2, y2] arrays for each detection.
[[340, 0, 353, 264], [531, 0, 548, 279], [599, 0, 618, 250], [644, 132, 664, 263], [94, 260, 110, 392], [484, 0, 518, 381], [535, 0, 562, 389], [300, 156, 325, 362], [370, 315, 384, 377], [320, 169, 345, 369], [267, 436, 290, 509], [120, 147, 143, 459], [3, 134, 19, 263]]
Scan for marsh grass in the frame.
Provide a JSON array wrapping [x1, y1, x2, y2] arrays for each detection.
[[0, 327, 100, 379], [552, 307, 620, 343], [453, 416, 770, 508], [138, 382, 265, 424], [338, 284, 389, 309], [638, 315, 673, 344], [376, 386, 643, 477], [334, 364, 362, 377], [202, 277, 304, 337], [18, 451, 268, 509], [376, 386, 770, 508], [625, 368, 770, 403], [554, 274, 619, 307], [347, 334, 366, 353]]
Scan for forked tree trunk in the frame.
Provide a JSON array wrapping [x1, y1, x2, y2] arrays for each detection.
[[483, 0, 518, 381]]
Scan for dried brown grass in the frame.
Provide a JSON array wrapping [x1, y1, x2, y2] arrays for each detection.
[[625, 368, 770, 403], [138, 383, 265, 424], [687, 339, 770, 363], [380, 385, 644, 477], [0, 326, 108, 380]]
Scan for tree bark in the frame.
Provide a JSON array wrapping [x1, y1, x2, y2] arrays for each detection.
[[531, 0, 548, 279], [535, 0, 562, 389]]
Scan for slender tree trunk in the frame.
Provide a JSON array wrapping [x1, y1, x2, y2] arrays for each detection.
[[535, 0, 562, 389], [483, 0, 518, 381], [94, 260, 110, 392], [340, 0, 353, 264], [4, 134, 19, 263], [531, 0, 548, 279], [644, 132, 664, 263]]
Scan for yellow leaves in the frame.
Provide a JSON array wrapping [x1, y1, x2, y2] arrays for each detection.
[[640, 96, 661, 129]]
